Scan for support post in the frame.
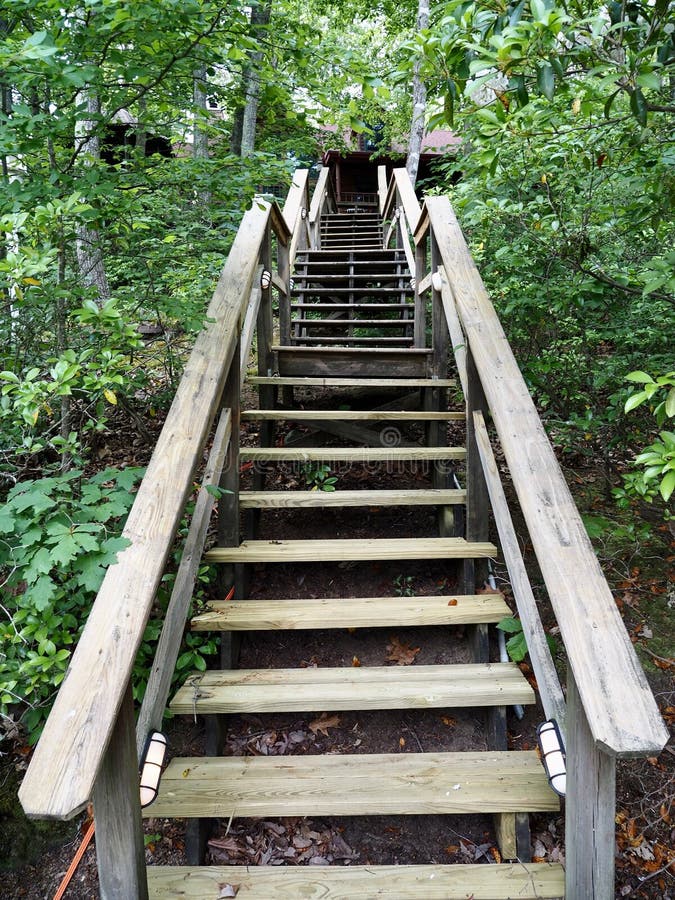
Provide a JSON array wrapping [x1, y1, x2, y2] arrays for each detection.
[[414, 231, 426, 348], [92, 681, 148, 900], [277, 229, 291, 346], [566, 669, 616, 900]]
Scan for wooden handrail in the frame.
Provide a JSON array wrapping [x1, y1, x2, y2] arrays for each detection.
[[377, 165, 388, 215], [308, 166, 330, 227], [19, 196, 284, 821], [424, 195, 667, 758], [393, 168, 421, 234], [473, 410, 567, 730], [282, 168, 309, 267]]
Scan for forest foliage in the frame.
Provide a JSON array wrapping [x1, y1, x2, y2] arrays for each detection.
[[1, 0, 673, 742]]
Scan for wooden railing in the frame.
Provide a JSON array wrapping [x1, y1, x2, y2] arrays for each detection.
[[384, 167, 668, 899], [308, 164, 337, 250], [18, 174, 310, 898]]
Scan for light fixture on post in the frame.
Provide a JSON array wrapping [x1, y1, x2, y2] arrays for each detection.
[[260, 269, 272, 291], [300, 207, 307, 220], [431, 271, 443, 293], [139, 731, 168, 808], [537, 719, 566, 796]]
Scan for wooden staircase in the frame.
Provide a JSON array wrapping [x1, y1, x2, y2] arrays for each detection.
[[19, 169, 668, 900], [144, 211, 564, 898]]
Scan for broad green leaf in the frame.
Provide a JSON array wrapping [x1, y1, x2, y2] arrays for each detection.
[[537, 63, 555, 100], [625, 371, 654, 384], [496, 616, 521, 634], [630, 88, 647, 126], [625, 391, 648, 413], [506, 631, 529, 662]]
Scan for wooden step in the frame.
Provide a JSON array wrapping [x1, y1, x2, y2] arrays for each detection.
[[191, 594, 512, 631], [292, 287, 410, 295], [144, 751, 559, 819], [204, 537, 496, 564], [290, 303, 413, 310], [247, 376, 456, 388], [274, 346, 431, 378], [239, 446, 465, 462], [147, 862, 566, 899], [292, 319, 412, 329], [170, 662, 535, 714], [241, 410, 463, 422], [291, 336, 414, 345], [238, 488, 465, 508]]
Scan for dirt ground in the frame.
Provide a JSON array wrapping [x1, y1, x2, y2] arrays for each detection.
[[2, 393, 674, 899]]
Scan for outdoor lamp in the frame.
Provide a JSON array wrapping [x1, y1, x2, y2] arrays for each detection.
[[431, 271, 443, 292], [260, 269, 272, 290], [300, 207, 307, 219], [139, 731, 168, 808], [537, 719, 566, 796]]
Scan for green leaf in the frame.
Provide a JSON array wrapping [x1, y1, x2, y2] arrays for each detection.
[[50, 535, 80, 567], [625, 371, 654, 384], [665, 388, 675, 418], [506, 631, 529, 662], [625, 391, 648, 413], [660, 470, 675, 502], [537, 63, 555, 101], [630, 88, 647, 126], [29, 576, 56, 612], [496, 616, 521, 634]]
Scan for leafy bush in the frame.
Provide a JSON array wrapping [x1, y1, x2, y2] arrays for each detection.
[[0, 467, 143, 742]]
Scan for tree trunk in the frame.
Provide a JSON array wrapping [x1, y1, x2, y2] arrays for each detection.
[[406, 0, 430, 187], [75, 90, 111, 304], [238, 0, 272, 158]]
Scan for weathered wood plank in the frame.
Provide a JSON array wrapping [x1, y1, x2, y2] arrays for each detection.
[[425, 195, 668, 757], [93, 683, 148, 900], [378, 164, 388, 215], [147, 863, 566, 900], [274, 346, 432, 378], [242, 409, 463, 422], [205, 537, 497, 564], [394, 167, 421, 234], [170, 663, 535, 714], [438, 265, 468, 396], [240, 446, 465, 462], [248, 376, 455, 387], [136, 409, 232, 756], [191, 594, 512, 631], [565, 671, 616, 900], [473, 411, 567, 731], [145, 751, 558, 819], [239, 488, 466, 508], [281, 168, 309, 263], [19, 199, 272, 821]]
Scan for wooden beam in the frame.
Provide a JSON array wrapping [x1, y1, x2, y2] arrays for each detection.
[[146, 863, 566, 899], [247, 376, 455, 387], [393, 168, 421, 234], [438, 265, 468, 397], [135, 409, 232, 756], [565, 671, 616, 900], [146, 751, 558, 819], [93, 682, 148, 900], [378, 164, 388, 215], [205, 537, 497, 564], [239, 446, 465, 462], [19, 199, 271, 821], [242, 409, 463, 421], [239, 488, 466, 508], [425, 195, 668, 758], [170, 663, 535, 714], [473, 411, 567, 731], [191, 594, 513, 632], [417, 270, 433, 295]]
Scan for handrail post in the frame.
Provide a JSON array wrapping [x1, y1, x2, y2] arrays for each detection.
[[278, 237, 291, 346], [92, 680, 148, 900], [464, 346, 490, 602], [566, 670, 616, 900], [414, 225, 427, 348]]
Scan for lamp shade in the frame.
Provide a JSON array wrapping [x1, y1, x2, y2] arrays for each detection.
[[537, 719, 566, 796], [139, 731, 168, 808]]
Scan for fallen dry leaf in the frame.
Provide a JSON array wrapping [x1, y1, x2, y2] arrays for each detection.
[[386, 635, 420, 665], [441, 715, 457, 727], [309, 713, 341, 736], [476, 586, 503, 596], [352, 656, 361, 667], [217, 884, 239, 898], [447, 598, 458, 606]]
